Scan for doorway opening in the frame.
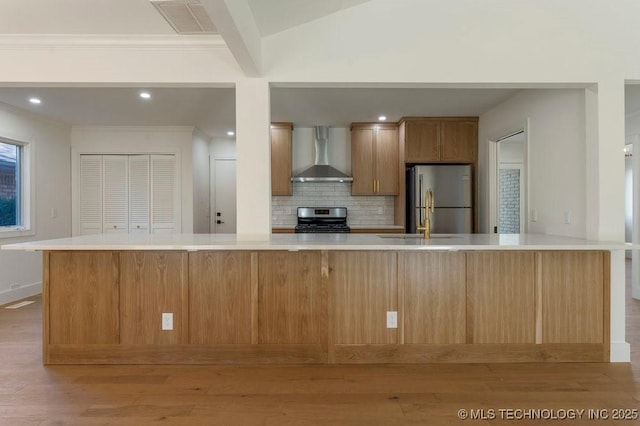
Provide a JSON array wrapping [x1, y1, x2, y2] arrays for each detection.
[[490, 127, 528, 234]]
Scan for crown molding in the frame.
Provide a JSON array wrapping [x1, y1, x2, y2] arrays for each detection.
[[0, 34, 227, 50]]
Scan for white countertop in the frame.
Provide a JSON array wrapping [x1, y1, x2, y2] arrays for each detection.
[[1, 233, 629, 251]]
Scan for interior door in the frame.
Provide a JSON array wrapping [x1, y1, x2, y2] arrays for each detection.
[[211, 158, 236, 233]]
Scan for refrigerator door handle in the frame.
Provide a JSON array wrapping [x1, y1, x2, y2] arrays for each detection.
[[418, 174, 424, 227]]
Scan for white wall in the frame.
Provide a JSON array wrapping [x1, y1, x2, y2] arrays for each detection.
[[499, 139, 525, 164], [628, 114, 640, 136], [192, 128, 212, 233], [479, 89, 586, 238], [210, 137, 236, 159], [70, 126, 194, 234], [0, 103, 71, 305]]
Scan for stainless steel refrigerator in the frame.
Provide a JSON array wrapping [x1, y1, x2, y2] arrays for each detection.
[[406, 165, 473, 234]]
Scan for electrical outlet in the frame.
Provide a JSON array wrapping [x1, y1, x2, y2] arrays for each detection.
[[162, 313, 173, 330], [386, 311, 398, 329]]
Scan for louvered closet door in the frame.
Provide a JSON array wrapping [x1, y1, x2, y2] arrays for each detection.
[[102, 155, 129, 233], [79, 155, 103, 235], [151, 155, 177, 233], [129, 155, 150, 234]]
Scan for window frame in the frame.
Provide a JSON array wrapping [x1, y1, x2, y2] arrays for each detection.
[[0, 136, 35, 239]]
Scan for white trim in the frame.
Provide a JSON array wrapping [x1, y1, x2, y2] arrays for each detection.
[[0, 281, 41, 306], [610, 342, 631, 362], [631, 133, 640, 300], [488, 121, 529, 234], [0, 136, 36, 240], [0, 34, 226, 50]]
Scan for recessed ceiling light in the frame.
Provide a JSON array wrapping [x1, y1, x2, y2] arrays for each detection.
[[227, 131, 235, 136], [378, 115, 387, 121], [29, 98, 41, 105], [139, 92, 151, 99]]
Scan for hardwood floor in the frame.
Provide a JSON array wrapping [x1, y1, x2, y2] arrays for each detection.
[[1, 264, 639, 425]]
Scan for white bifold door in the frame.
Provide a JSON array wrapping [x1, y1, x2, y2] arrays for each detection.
[[79, 154, 178, 235]]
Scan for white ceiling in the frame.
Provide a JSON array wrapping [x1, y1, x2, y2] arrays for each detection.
[[0, 86, 524, 137], [270, 88, 519, 127], [0, 0, 174, 34], [247, 0, 370, 37], [0, 3, 635, 137], [0, 87, 236, 138], [0, 0, 369, 36]]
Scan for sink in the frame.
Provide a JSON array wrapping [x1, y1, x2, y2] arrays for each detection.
[[377, 234, 459, 239]]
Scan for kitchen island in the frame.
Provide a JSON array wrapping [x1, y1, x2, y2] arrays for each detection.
[[2, 233, 629, 364]]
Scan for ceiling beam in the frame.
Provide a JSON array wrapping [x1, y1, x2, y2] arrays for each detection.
[[202, 0, 261, 77]]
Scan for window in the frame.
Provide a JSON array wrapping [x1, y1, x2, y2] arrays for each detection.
[[0, 138, 32, 237]]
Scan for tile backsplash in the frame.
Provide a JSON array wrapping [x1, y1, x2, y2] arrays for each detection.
[[272, 182, 395, 226]]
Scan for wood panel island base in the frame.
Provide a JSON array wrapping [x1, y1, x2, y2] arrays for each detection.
[[4, 234, 624, 365]]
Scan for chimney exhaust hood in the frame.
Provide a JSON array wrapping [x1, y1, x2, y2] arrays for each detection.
[[291, 126, 353, 182]]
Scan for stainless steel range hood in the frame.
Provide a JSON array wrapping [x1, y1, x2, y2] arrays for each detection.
[[291, 126, 353, 182]]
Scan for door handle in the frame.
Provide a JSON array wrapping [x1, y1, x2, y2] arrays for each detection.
[[216, 220, 224, 224]]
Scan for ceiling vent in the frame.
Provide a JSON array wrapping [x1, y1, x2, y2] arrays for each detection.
[[150, 0, 218, 34]]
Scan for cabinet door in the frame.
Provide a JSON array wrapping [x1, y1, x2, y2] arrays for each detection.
[[375, 126, 399, 195], [189, 251, 253, 344], [351, 127, 376, 195], [466, 251, 535, 343], [400, 252, 466, 344], [270, 124, 292, 196], [128, 155, 150, 234], [258, 251, 324, 344], [440, 120, 477, 162], [404, 120, 440, 162], [331, 251, 397, 344], [120, 251, 188, 345], [79, 155, 103, 235], [102, 155, 128, 233], [49, 251, 119, 345], [150, 155, 177, 234], [540, 251, 605, 343]]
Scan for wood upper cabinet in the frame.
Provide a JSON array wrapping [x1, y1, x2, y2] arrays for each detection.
[[440, 120, 478, 162], [351, 123, 399, 195], [404, 120, 440, 162], [403, 118, 478, 163], [270, 123, 293, 196]]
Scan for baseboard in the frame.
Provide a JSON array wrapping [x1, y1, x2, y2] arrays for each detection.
[[0, 281, 41, 306], [610, 341, 631, 362]]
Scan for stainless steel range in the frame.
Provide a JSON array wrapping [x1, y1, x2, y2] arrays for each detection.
[[294, 207, 350, 233]]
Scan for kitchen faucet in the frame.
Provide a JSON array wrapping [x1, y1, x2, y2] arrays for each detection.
[[417, 189, 434, 239]]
